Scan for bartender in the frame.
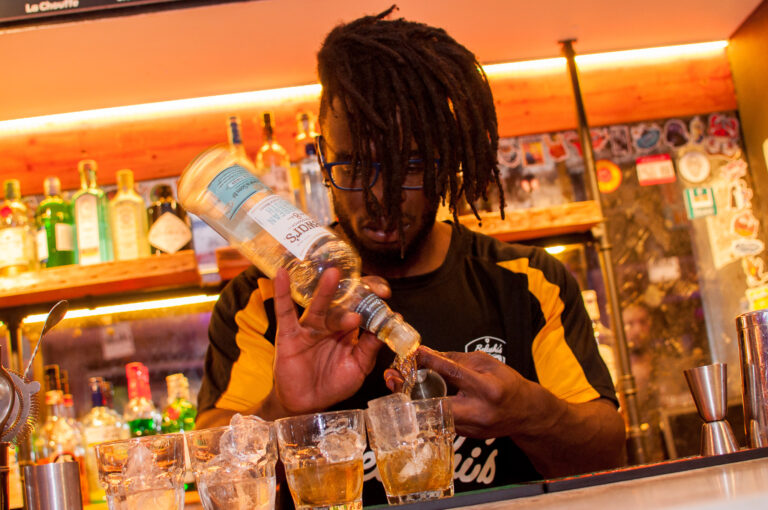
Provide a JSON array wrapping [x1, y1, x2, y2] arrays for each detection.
[[196, 5, 625, 505]]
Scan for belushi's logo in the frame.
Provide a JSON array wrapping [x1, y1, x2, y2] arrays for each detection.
[[465, 336, 506, 363]]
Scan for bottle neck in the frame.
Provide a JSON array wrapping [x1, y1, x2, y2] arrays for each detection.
[[45, 390, 64, 417]]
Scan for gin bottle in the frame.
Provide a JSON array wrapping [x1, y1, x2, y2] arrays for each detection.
[[82, 377, 126, 503], [160, 373, 197, 433], [35, 176, 76, 267], [72, 160, 113, 265], [0, 179, 36, 276], [255, 111, 294, 203], [147, 184, 193, 254], [123, 362, 161, 437], [177, 145, 420, 359], [109, 169, 150, 260]]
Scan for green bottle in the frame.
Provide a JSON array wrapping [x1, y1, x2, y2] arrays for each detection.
[[35, 177, 76, 268], [160, 373, 197, 433], [123, 362, 160, 438], [72, 160, 113, 265]]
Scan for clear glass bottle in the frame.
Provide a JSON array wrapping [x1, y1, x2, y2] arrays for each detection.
[[255, 111, 294, 203], [34, 365, 89, 500], [72, 160, 113, 265], [109, 169, 150, 260], [123, 362, 160, 437], [160, 373, 197, 433], [82, 377, 127, 503], [147, 184, 193, 255], [582, 290, 618, 385], [0, 179, 37, 276], [35, 176, 76, 268], [296, 113, 333, 225], [177, 145, 420, 360]]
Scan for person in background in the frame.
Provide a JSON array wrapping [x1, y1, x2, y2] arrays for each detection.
[[197, 5, 625, 506]]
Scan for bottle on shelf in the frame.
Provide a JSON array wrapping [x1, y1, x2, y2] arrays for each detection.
[[227, 114, 249, 160], [109, 169, 150, 261], [123, 362, 161, 437], [160, 373, 197, 433], [295, 112, 334, 225], [255, 111, 294, 203], [72, 160, 113, 265], [177, 146, 421, 362], [33, 365, 89, 501], [35, 176, 76, 268], [0, 178, 37, 277], [581, 290, 619, 385], [59, 369, 77, 421], [147, 184, 193, 255], [82, 376, 128, 503]]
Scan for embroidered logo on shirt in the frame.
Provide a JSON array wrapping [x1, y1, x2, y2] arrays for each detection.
[[465, 336, 507, 363]]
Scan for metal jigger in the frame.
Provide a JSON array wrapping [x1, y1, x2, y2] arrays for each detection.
[[684, 363, 739, 456]]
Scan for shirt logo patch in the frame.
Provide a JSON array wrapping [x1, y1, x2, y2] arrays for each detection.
[[465, 336, 506, 363]]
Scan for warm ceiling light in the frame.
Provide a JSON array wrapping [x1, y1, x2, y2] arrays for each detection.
[[0, 41, 727, 135], [545, 245, 567, 255], [21, 294, 219, 324]]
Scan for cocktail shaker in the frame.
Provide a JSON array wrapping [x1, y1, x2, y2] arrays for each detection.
[[735, 309, 768, 448]]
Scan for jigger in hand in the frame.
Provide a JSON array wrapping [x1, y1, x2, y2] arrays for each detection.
[[684, 363, 739, 456]]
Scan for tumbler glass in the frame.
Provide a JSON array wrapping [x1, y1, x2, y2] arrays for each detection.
[[275, 409, 366, 510]]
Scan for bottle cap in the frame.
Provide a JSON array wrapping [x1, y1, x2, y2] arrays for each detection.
[[116, 169, 134, 190], [3, 179, 20, 200], [43, 177, 61, 197], [78, 159, 97, 175], [149, 184, 174, 202]]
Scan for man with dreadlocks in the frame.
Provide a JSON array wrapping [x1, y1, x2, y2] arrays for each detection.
[[197, 5, 625, 505]]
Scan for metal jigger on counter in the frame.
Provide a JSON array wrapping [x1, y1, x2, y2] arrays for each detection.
[[684, 363, 739, 456], [735, 309, 768, 448]]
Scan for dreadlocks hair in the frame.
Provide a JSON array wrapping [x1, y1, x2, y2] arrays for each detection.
[[317, 4, 505, 242]]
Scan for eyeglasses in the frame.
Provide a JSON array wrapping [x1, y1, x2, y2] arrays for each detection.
[[315, 135, 437, 191]]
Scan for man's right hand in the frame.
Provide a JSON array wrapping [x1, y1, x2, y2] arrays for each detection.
[[264, 267, 387, 417]]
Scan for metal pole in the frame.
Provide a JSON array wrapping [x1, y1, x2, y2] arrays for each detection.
[[559, 39, 647, 465]]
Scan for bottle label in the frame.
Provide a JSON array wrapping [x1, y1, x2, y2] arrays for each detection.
[[114, 203, 140, 260], [55, 222, 74, 251], [0, 227, 27, 267], [208, 164, 267, 220], [246, 194, 331, 260], [148, 212, 192, 254], [354, 292, 388, 331], [75, 194, 102, 265], [36, 228, 49, 262]]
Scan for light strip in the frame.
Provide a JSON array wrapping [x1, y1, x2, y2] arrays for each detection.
[[21, 294, 219, 324], [545, 245, 567, 255], [0, 40, 728, 134]]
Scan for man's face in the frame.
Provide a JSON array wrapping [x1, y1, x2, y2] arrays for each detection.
[[320, 99, 439, 267], [623, 305, 652, 352]]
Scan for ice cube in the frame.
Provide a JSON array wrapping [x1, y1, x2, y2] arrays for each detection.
[[122, 444, 172, 491], [318, 427, 364, 462], [367, 392, 410, 410], [397, 442, 433, 481], [219, 413, 273, 467], [125, 487, 180, 510]]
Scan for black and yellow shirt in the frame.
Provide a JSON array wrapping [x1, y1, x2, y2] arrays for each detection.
[[199, 222, 617, 504]]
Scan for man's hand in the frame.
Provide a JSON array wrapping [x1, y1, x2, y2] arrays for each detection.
[[267, 267, 387, 416], [386, 345, 626, 477]]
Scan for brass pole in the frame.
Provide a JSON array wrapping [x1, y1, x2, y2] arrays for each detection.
[[559, 39, 647, 465]]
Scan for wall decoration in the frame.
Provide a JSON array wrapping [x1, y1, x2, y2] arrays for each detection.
[[663, 119, 690, 148], [636, 154, 676, 185], [684, 187, 717, 219], [631, 123, 662, 153], [677, 150, 711, 183], [597, 159, 622, 193]]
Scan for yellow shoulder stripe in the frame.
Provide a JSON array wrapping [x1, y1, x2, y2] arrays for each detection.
[[216, 278, 275, 412], [497, 258, 600, 404]]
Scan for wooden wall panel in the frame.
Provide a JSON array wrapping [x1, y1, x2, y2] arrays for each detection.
[[0, 51, 737, 196]]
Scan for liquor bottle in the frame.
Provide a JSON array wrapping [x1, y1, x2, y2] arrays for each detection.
[[147, 184, 193, 255], [255, 111, 294, 203], [109, 169, 150, 260], [0, 179, 37, 276], [35, 176, 76, 268], [295, 112, 333, 225], [34, 365, 89, 501], [178, 146, 420, 361], [160, 373, 197, 433], [72, 160, 113, 265], [59, 369, 77, 421], [582, 290, 618, 385], [227, 114, 248, 160], [82, 377, 127, 503], [123, 362, 161, 437]]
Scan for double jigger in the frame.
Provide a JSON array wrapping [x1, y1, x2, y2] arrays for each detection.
[[684, 363, 739, 456]]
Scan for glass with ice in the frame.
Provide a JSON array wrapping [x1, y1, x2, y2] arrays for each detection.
[[185, 414, 278, 510], [275, 409, 366, 510], [365, 394, 455, 505], [94, 433, 186, 510]]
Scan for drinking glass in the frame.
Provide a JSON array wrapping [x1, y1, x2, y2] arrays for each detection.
[[275, 409, 366, 510], [95, 433, 186, 510], [186, 415, 277, 510], [365, 395, 455, 505]]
